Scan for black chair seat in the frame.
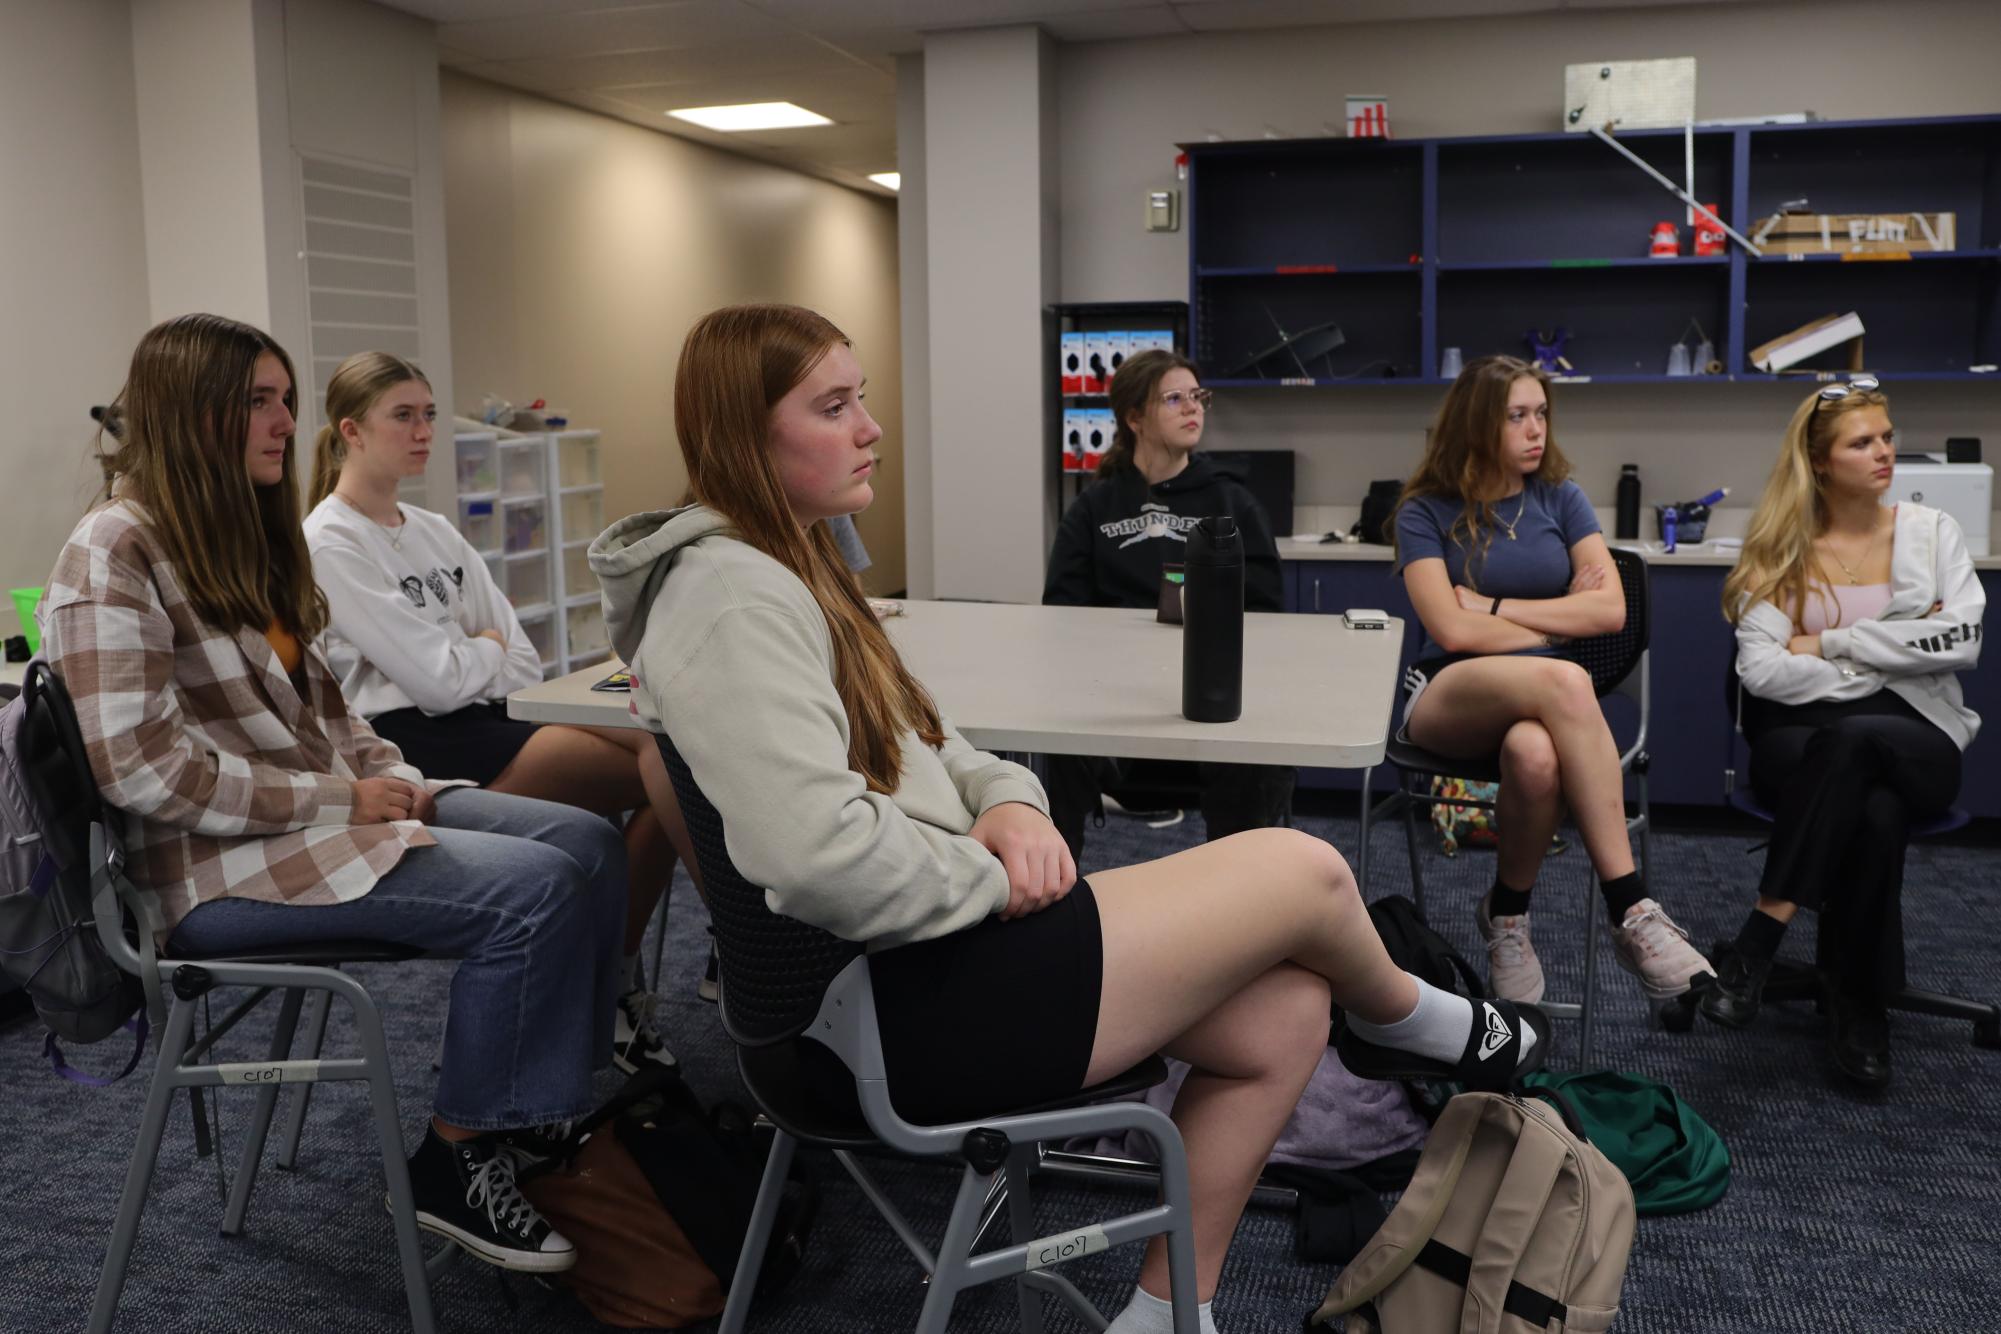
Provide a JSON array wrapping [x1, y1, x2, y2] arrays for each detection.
[[738, 1038, 1171, 1149], [1384, 736, 1503, 785]]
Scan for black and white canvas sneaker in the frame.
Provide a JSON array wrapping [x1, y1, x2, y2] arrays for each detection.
[[614, 987, 677, 1073], [403, 1126, 576, 1273]]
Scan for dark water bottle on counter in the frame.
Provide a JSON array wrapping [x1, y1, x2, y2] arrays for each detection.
[[1182, 515, 1244, 723], [1616, 464, 1641, 540]]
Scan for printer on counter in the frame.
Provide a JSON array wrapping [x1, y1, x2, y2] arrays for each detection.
[[1893, 442, 1990, 556]]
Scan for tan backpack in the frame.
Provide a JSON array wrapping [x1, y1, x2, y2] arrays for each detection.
[[1309, 1090, 1636, 1334]]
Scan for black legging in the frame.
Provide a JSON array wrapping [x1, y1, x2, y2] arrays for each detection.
[[1746, 689, 1961, 998], [1047, 754, 1295, 863]]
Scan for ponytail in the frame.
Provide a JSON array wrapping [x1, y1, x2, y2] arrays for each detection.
[[308, 423, 344, 508]]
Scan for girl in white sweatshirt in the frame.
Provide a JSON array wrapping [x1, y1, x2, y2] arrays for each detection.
[[595, 305, 1553, 1334], [304, 352, 689, 1075], [1707, 378, 1984, 1090]]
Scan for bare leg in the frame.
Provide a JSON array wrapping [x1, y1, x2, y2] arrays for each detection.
[[1083, 828, 1417, 1300], [1495, 720, 1564, 893], [489, 723, 683, 953], [1408, 657, 1634, 881], [1755, 897, 1800, 924]]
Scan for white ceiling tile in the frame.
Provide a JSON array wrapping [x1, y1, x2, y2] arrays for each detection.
[[1039, 5, 1188, 41], [438, 1, 793, 61], [477, 35, 832, 91]]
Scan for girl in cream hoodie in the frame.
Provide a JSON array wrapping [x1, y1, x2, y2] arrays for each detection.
[[593, 305, 1551, 1334]]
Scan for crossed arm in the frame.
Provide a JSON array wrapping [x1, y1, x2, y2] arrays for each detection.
[[1404, 534, 1624, 655]]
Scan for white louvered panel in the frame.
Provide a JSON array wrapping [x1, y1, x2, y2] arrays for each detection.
[[297, 155, 421, 427]]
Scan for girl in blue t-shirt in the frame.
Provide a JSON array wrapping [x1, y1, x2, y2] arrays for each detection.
[[1391, 355, 1713, 1007]]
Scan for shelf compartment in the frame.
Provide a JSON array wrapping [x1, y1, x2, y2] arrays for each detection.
[[563, 544, 598, 600], [458, 497, 497, 554], [454, 434, 497, 494], [557, 433, 601, 488], [1192, 142, 1422, 270], [1438, 132, 1737, 267], [561, 489, 603, 543], [503, 552, 552, 610], [1436, 265, 1731, 380], [1195, 270, 1421, 384], [1745, 261, 2001, 375], [520, 614, 556, 668], [1746, 121, 2001, 253], [500, 441, 546, 498], [502, 500, 547, 555]]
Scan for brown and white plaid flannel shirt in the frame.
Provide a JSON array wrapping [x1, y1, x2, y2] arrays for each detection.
[[42, 501, 465, 940]]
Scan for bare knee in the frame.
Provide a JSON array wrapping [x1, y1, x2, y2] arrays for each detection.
[[1534, 659, 1598, 722], [1500, 721, 1561, 800]]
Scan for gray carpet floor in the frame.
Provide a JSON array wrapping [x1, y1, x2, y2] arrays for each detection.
[[4, 802, 1999, 1333]]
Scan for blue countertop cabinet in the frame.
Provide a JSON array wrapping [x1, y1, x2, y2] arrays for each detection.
[[1282, 560, 1998, 819]]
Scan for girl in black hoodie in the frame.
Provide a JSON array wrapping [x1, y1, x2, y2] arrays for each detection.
[[1042, 350, 1294, 858]]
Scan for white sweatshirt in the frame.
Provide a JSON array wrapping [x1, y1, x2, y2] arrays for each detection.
[[592, 505, 1049, 949], [1735, 503, 1984, 749], [305, 497, 545, 719]]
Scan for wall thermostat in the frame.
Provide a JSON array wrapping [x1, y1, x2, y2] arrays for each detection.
[[1145, 189, 1180, 233]]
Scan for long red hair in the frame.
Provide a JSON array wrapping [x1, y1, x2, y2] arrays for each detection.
[[674, 304, 943, 793]]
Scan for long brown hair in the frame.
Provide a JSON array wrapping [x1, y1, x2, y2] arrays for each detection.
[[96, 313, 326, 638], [309, 351, 430, 507], [1100, 348, 1201, 476], [1723, 383, 1893, 630], [674, 304, 943, 793], [1392, 355, 1571, 587]]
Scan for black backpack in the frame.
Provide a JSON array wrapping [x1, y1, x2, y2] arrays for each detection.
[[0, 662, 148, 1081], [1353, 479, 1406, 546]]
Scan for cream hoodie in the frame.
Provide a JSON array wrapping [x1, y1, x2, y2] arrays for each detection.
[[1735, 503, 1983, 749], [591, 506, 1048, 948]]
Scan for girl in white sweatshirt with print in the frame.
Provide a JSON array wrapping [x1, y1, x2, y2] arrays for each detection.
[[304, 353, 690, 1076], [1706, 378, 1984, 1090]]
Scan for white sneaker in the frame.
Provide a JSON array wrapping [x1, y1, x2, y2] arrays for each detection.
[[1610, 899, 1716, 1001], [613, 987, 677, 1073], [1476, 893, 1545, 1004]]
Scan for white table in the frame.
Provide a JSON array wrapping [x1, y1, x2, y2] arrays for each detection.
[[508, 601, 1404, 770]]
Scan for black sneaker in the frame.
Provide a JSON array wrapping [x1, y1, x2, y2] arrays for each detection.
[[402, 1127, 576, 1273], [614, 987, 678, 1073], [494, 1118, 580, 1174], [697, 938, 720, 1004]]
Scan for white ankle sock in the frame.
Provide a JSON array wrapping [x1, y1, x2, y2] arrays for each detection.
[[622, 952, 643, 993], [1348, 975, 1537, 1066], [1103, 1283, 1219, 1334]]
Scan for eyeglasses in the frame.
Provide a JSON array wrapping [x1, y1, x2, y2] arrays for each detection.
[[1159, 388, 1214, 412], [1813, 376, 1881, 409]]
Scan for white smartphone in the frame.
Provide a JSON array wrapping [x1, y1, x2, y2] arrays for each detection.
[[1342, 608, 1389, 630]]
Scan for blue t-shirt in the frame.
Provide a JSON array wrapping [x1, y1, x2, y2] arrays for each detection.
[[1394, 478, 1601, 661]]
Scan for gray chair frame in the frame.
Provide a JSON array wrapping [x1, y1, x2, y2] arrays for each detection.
[[16, 666, 448, 1334], [655, 734, 1200, 1334], [1354, 546, 1655, 1067]]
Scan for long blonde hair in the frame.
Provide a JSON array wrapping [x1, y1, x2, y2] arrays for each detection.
[[1722, 384, 1893, 629], [674, 304, 943, 794], [309, 351, 430, 508], [96, 313, 326, 638], [1392, 355, 1571, 588]]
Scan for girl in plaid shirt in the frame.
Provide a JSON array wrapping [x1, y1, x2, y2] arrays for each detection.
[[44, 314, 623, 1275]]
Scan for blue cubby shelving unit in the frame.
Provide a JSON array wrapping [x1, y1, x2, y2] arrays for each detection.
[[1185, 114, 2001, 388]]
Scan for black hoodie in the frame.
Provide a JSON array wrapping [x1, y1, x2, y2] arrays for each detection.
[[1042, 453, 1283, 612]]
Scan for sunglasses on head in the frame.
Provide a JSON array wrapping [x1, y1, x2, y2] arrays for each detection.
[[1812, 376, 1881, 409]]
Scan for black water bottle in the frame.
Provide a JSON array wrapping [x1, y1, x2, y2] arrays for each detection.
[[1615, 464, 1642, 541], [1182, 515, 1244, 723]]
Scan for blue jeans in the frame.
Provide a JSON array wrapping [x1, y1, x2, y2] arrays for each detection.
[[168, 788, 626, 1131]]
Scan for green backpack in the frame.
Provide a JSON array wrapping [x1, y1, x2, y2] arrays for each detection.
[[1521, 1070, 1730, 1216]]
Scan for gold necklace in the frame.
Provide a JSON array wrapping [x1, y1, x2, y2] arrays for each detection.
[[1821, 522, 1882, 585], [1496, 492, 1528, 541]]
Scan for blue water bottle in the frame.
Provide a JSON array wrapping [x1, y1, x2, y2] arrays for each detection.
[[1662, 505, 1679, 553]]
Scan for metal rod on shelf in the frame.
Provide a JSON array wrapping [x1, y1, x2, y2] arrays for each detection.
[[1589, 124, 1765, 256]]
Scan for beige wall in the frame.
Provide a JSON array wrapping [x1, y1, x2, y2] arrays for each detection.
[[0, 0, 151, 640], [441, 73, 907, 593], [1051, 0, 2001, 517]]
